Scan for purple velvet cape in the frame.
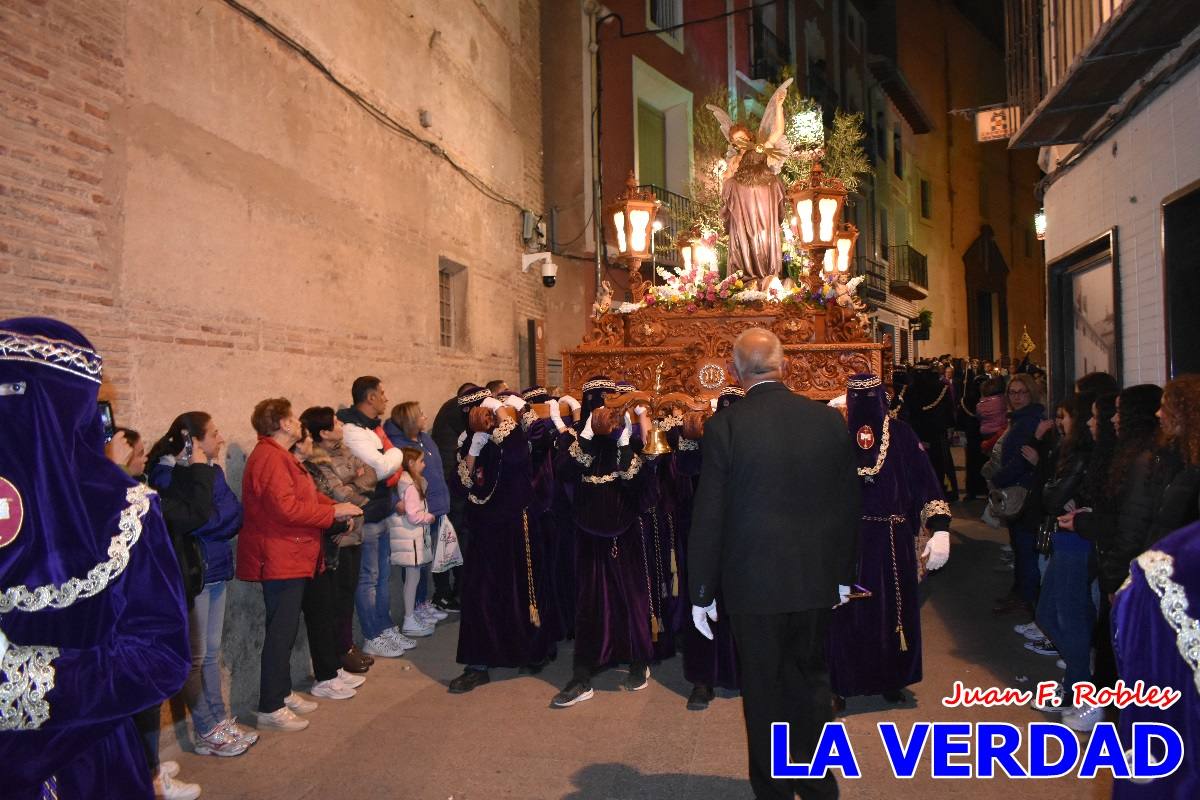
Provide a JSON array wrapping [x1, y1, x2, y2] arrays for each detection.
[[0, 317, 191, 800], [452, 418, 561, 667], [555, 429, 659, 668], [1111, 520, 1200, 799], [673, 433, 740, 690], [827, 380, 949, 697]]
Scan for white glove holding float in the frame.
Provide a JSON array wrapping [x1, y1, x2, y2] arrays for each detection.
[[617, 413, 633, 447], [548, 400, 566, 432], [560, 395, 581, 414], [580, 415, 595, 441], [691, 601, 718, 640], [922, 531, 951, 571], [503, 394, 526, 411], [480, 397, 503, 412], [468, 431, 491, 457]]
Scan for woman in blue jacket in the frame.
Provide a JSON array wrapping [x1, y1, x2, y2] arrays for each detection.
[[148, 412, 252, 756], [385, 402, 452, 624]]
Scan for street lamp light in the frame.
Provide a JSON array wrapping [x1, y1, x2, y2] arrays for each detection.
[[607, 171, 661, 297], [787, 163, 847, 259], [678, 230, 718, 272], [1034, 209, 1046, 241]]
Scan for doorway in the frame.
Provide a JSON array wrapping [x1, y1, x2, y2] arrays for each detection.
[[1164, 182, 1200, 377]]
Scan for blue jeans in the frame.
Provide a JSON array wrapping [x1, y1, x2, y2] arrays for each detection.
[[183, 581, 228, 736], [1009, 522, 1040, 608], [356, 520, 394, 639], [1035, 537, 1095, 693]]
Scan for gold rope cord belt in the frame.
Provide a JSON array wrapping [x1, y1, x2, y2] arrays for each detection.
[[638, 516, 661, 641], [521, 509, 541, 628], [667, 513, 679, 598], [862, 514, 909, 652]]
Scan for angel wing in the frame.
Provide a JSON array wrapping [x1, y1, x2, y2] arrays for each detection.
[[757, 77, 793, 147], [706, 104, 735, 142]]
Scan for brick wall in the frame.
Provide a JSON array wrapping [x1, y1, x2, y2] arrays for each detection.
[[1, 0, 556, 458], [1042, 64, 1200, 386]]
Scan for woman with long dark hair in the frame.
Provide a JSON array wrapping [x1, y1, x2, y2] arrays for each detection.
[[147, 411, 252, 756], [1143, 375, 1200, 547]]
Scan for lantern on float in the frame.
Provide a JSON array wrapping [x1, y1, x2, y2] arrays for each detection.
[[607, 171, 661, 296], [821, 223, 860, 274], [787, 163, 847, 259]]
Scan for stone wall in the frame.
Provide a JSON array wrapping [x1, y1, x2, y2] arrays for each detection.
[[1, 0, 557, 724]]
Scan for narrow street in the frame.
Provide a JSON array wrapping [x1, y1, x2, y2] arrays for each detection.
[[163, 502, 1113, 799]]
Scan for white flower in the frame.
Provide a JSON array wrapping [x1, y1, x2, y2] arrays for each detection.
[[788, 107, 824, 149], [615, 302, 644, 314]]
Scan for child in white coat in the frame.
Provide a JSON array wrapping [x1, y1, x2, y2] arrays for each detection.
[[389, 448, 436, 637]]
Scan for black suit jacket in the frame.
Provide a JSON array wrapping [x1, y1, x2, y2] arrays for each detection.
[[688, 381, 862, 614]]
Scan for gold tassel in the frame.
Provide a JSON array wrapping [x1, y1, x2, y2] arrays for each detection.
[[897, 624, 908, 652], [529, 603, 541, 628], [651, 615, 661, 642], [670, 550, 679, 597]]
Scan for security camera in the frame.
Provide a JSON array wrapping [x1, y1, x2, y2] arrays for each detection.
[[521, 251, 558, 288]]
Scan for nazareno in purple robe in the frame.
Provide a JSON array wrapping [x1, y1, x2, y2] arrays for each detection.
[[674, 424, 741, 691], [525, 410, 576, 639], [0, 317, 191, 800], [555, 425, 660, 669], [453, 414, 561, 668], [1111, 519, 1200, 799], [827, 374, 950, 698]]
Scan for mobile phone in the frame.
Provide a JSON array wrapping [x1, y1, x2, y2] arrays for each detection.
[[98, 401, 116, 442], [180, 429, 194, 464]]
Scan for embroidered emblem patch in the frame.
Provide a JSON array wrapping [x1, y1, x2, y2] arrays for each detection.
[[0, 476, 24, 548], [856, 425, 876, 450]]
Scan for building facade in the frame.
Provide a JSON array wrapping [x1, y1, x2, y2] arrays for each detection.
[[542, 0, 1046, 367], [1004, 0, 1200, 395]]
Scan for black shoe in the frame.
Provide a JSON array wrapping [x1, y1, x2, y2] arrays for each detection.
[[882, 690, 905, 703], [519, 659, 549, 676], [448, 669, 490, 694], [433, 596, 461, 613], [832, 694, 846, 715], [686, 684, 715, 711], [551, 680, 594, 708], [622, 665, 650, 692]]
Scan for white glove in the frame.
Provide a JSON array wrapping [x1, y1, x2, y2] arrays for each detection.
[[692, 602, 718, 640], [836, 584, 851, 607], [922, 530, 951, 571], [560, 394, 581, 412], [0, 626, 8, 665], [468, 431, 491, 457], [503, 394, 526, 411], [617, 413, 632, 447], [633, 405, 647, 418], [456, 430, 468, 447], [580, 416, 594, 441], [481, 397, 503, 412], [548, 400, 566, 432]]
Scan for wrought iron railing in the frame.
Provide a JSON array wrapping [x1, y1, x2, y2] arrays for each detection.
[[637, 184, 693, 270], [856, 255, 889, 303], [890, 244, 928, 288], [750, 19, 790, 82], [1005, 0, 1126, 119]]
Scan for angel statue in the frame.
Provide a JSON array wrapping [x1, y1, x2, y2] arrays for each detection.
[[707, 78, 793, 288]]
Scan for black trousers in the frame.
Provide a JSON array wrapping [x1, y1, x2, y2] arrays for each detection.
[[333, 545, 362, 654], [730, 609, 837, 800], [259, 578, 306, 713], [132, 704, 161, 772], [303, 567, 340, 683]]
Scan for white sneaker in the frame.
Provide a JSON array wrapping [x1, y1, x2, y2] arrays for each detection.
[[218, 717, 258, 747], [336, 669, 367, 689], [1013, 621, 1044, 640], [362, 633, 407, 658], [384, 627, 418, 650], [284, 692, 318, 714], [154, 766, 201, 800], [310, 678, 356, 700], [255, 706, 309, 732], [1031, 683, 1063, 711], [1063, 704, 1103, 732], [414, 606, 439, 626], [402, 614, 436, 637], [160, 761, 180, 779]]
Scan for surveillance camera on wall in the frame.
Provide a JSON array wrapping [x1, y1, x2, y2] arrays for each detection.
[[521, 251, 558, 288]]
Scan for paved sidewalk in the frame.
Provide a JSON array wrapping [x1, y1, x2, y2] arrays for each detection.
[[166, 504, 1112, 799]]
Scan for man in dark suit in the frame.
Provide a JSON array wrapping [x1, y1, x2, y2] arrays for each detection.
[[689, 328, 861, 800]]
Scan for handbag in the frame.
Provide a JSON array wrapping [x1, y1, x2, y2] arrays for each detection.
[[432, 515, 464, 573], [988, 485, 1029, 521]]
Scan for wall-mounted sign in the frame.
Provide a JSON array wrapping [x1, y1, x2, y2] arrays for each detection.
[[976, 106, 1021, 142]]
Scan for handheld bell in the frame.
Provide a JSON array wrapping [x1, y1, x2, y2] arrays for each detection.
[[642, 425, 672, 456]]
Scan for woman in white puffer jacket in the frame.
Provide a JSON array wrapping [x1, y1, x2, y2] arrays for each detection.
[[388, 447, 435, 637]]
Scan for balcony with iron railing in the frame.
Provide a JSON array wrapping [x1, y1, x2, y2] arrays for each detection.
[[1005, 0, 1200, 147], [750, 20, 790, 83], [889, 245, 928, 301], [855, 255, 890, 305], [637, 184, 693, 270]]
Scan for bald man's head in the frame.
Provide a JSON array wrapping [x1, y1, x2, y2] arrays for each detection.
[[733, 328, 784, 385]]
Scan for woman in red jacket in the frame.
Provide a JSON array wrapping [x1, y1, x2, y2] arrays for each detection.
[[236, 398, 362, 732]]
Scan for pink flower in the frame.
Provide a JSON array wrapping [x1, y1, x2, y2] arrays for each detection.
[[706, 291, 717, 302], [686, 303, 698, 313], [719, 289, 730, 298], [644, 295, 656, 305]]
